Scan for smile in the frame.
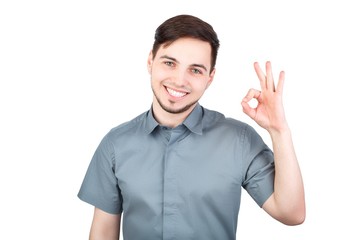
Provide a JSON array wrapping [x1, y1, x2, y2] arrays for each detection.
[[166, 87, 188, 98]]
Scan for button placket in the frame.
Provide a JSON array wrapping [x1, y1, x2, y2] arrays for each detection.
[[162, 128, 184, 240]]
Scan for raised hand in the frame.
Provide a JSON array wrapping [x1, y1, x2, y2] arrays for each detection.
[[241, 61, 288, 133]]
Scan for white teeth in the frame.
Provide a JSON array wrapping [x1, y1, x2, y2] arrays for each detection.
[[166, 87, 187, 97]]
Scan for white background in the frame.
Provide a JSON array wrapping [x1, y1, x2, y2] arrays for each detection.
[[1, 0, 359, 239]]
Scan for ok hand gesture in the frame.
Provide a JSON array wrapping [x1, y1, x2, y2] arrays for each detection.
[[241, 61, 288, 133]]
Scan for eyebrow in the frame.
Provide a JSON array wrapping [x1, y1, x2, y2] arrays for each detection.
[[160, 55, 208, 72]]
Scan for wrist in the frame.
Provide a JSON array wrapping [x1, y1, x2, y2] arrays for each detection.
[[268, 123, 291, 137]]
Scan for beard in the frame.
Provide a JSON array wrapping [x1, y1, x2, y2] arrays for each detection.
[[152, 87, 198, 114]]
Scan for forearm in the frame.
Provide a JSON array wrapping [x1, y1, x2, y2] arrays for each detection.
[[268, 126, 306, 224], [89, 208, 121, 240], [89, 227, 120, 240]]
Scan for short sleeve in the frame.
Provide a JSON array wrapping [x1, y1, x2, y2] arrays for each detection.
[[78, 134, 123, 214], [241, 125, 275, 207]]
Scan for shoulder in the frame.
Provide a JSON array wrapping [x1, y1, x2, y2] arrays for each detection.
[[202, 107, 250, 133], [105, 110, 148, 141], [201, 107, 267, 152]]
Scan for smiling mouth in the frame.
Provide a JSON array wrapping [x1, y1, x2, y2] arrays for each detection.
[[166, 87, 188, 98]]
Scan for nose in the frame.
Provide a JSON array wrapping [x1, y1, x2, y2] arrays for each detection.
[[172, 68, 188, 87]]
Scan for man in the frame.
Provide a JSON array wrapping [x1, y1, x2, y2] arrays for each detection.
[[78, 14, 305, 240]]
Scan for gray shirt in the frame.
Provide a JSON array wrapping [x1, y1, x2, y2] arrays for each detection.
[[78, 103, 274, 240]]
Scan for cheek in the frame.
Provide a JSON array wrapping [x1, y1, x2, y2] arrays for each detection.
[[151, 66, 169, 82], [194, 78, 212, 91]]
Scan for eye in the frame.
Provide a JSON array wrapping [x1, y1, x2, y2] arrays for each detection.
[[191, 68, 203, 75], [164, 61, 175, 67]]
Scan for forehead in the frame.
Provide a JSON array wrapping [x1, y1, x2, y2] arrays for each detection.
[[156, 38, 212, 66]]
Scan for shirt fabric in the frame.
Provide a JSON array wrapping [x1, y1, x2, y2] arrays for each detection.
[[78, 103, 274, 240]]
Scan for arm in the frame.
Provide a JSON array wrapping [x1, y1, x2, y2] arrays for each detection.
[[89, 208, 121, 240], [241, 61, 305, 225]]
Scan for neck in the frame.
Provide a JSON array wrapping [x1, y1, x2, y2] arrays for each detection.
[[152, 98, 196, 128]]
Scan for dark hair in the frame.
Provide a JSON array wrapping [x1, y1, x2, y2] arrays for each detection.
[[152, 14, 220, 72]]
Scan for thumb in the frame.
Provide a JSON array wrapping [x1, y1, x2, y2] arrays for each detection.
[[241, 100, 256, 119]]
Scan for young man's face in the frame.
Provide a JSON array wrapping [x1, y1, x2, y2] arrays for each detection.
[[148, 38, 215, 115]]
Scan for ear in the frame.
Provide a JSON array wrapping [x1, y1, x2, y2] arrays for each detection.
[[206, 68, 216, 89], [147, 51, 153, 74]]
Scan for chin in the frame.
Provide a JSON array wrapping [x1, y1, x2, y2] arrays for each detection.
[[161, 101, 197, 114]]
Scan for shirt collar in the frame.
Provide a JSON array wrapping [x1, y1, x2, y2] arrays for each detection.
[[144, 103, 204, 135], [144, 108, 159, 134], [183, 103, 203, 135]]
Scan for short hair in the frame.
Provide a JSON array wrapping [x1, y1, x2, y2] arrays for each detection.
[[152, 14, 220, 72]]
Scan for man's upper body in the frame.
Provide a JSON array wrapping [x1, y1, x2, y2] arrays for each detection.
[[78, 14, 305, 240], [78, 104, 275, 239]]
